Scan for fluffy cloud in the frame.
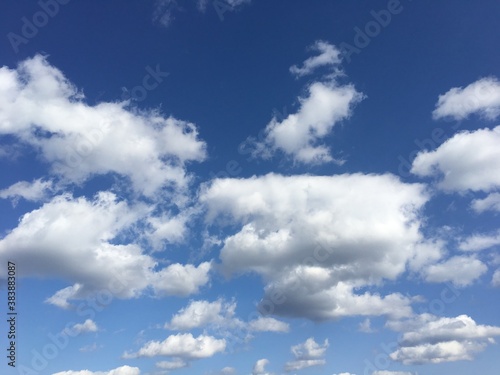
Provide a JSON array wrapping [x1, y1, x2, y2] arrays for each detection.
[[290, 40, 342, 77], [459, 231, 500, 251], [0, 55, 206, 198], [388, 314, 500, 364], [156, 359, 188, 370], [200, 173, 434, 320], [471, 192, 500, 213], [411, 126, 500, 192], [433, 77, 500, 120], [165, 299, 238, 330], [165, 299, 289, 335], [65, 319, 98, 335], [252, 359, 271, 375], [423, 256, 487, 286], [0, 192, 211, 307], [123, 333, 226, 360], [52, 366, 140, 375], [284, 338, 328, 372], [251, 42, 363, 165], [0, 178, 52, 204]]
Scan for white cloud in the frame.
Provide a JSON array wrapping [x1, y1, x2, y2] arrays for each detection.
[[423, 256, 487, 286], [284, 338, 328, 372], [65, 319, 98, 335], [252, 81, 362, 165], [459, 231, 500, 251], [411, 126, 500, 192], [247, 317, 289, 333], [0, 178, 52, 204], [0, 192, 211, 307], [493, 269, 500, 287], [200, 173, 433, 320], [0, 55, 206, 198], [252, 359, 271, 375], [52, 366, 140, 375], [123, 333, 226, 360], [358, 318, 376, 333], [165, 299, 237, 330], [290, 41, 342, 77], [388, 314, 500, 364], [433, 77, 500, 120], [156, 359, 188, 370], [471, 192, 500, 213], [249, 41, 363, 165]]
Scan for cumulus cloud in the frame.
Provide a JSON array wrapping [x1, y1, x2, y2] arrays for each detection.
[[123, 333, 226, 360], [252, 359, 271, 375], [165, 299, 238, 330], [459, 231, 500, 252], [200, 173, 434, 320], [0, 192, 211, 307], [290, 40, 342, 77], [423, 256, 487, 286], [284, 338, 328, 372], [388, 314, 500, 364], [471, 193, 500, 213], [165, 299, 289, 336], [0, 178, 53, 204], [65, 319, 98, 335], [433, 77, 500, 120], [0, 55, 206, 198], [411, 126, 500, 192], [52, 366, 140, 375], [156, 358, 188, 370], [250, 42, 363, 165]]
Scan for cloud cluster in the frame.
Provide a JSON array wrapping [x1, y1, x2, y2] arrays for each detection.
[[284, 337, 328, 371], [200, 173, 435, 320], [388, 314, 500, 364], [252, 359, 271, 375], [0, 192, 211, 307], [0, 55, 206, 198], [251, 42, 363, 164]]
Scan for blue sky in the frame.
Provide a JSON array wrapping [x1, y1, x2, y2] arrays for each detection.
[[0, 1, 500, 375]]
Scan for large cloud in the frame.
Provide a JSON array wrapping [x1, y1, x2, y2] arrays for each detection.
[[0, 55, 206, 198], [0, 192, 211, 307], [388, 314, 500, 364], [433, 77, 500, 120], [251, 42, 363, 165], [200, 173, 434, 320], [411, 126, 500, 192]]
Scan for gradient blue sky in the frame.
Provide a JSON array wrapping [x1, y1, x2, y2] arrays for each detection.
[[0, 1, 500, 375]]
